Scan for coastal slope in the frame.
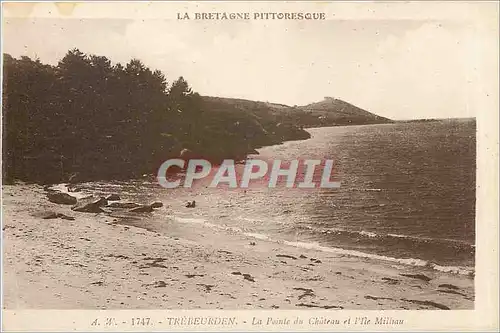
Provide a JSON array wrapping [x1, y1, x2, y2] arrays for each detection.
[[202, 96, 393, 129], [3, 51, 391, 184]]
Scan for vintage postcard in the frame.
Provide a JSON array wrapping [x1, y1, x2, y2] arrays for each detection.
[[1, 1, 498, 332]]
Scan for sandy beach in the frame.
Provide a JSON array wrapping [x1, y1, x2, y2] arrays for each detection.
[[2, 184, 474, 310]]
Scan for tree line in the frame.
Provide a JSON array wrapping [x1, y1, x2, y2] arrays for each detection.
[[2, 49, 310, 184]]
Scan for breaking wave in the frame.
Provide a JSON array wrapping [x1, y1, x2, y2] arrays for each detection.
[[172, 216, 474, 276]]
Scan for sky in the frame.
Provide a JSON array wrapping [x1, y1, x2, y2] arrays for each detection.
[[2, 2, 497, 120]]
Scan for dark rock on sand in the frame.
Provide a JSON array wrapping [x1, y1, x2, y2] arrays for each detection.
[[43, 185, 56, 193], [293, 287, 315, 300], [276, 254, 297, 260], [437, 289, 467, 296], [47, 192, 77, 205], [186, 200, 196, 208], [140, 257, 168, 269], [231, 271, 255, 282], [72, 196, 107, 213], [197, 284, 215, 292], [105, 254, 130, 260], [400, 273, 432, 282], [153, 280, 167, 288], [438, 283, 460, 290], [129, 202, 163, 213], [107, 202, 141, 209], [382, 277, 400, 285], [185, 274, 205, 278], [401, 298, 450, 310], [105, 194, 121, 201], [365, 295, 395, 301], [150, 202, 163, 209], [242, 273, 255, 282], [56, 213, 75, 221], [129, 205, 154, 213]]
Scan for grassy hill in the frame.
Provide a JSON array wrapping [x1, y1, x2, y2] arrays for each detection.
[[197, 96, 311, 158], [201, 96, 393, 129]]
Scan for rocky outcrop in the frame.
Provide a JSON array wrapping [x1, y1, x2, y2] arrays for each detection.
[[46, 192, 77, 205], [72, 196, 107, 213]]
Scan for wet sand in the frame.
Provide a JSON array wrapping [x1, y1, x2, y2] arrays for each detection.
[[2, 184, 474, 310]]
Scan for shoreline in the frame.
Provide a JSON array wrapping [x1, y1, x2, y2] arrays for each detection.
[[2, 184, 474, 310], [49, 181, 476, 276]]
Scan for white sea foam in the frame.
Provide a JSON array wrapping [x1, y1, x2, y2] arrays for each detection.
[[282, 240, 428, 267], [243, 232, 270, 240], [431, 264, 474, 276], [174, 217, 246, 234], [387, 233, 407, 238], [387, 233, 474, 247], [358, 230, 378, 238], [172, 216, 473, 276], [242, 232, 472, 275]]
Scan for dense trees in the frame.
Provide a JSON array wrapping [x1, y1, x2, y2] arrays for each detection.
[[2, 49, 310, 184]]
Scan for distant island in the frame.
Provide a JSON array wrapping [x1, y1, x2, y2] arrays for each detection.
[[396, 118, 475, 123], [2, 49, 392, 184]]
